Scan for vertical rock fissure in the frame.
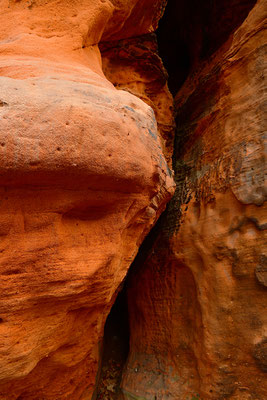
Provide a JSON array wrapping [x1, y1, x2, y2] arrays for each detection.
[[156, 0, 257, 96], [95, 285, 130, 400], [95, 210, 170, 400], [96, 1, 261, 399]]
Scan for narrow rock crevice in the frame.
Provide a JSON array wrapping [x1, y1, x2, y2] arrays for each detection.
[[95, 1, 263, 399], [95, 286, 130, 400], [156, 0, 257, 95], [95, 211, 167, 400], [1, 1, 264, 399]]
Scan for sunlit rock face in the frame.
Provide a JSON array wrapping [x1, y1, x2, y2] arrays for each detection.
[[0, 1, 173, 399], [122, 1, 267, 399]]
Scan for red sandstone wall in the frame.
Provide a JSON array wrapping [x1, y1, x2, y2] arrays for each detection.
[[122, 1, 267, 399], [0, 1, 173, 399]]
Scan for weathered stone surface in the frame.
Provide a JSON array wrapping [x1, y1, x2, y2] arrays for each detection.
[[122, 1, 267, 399], [0, 1, 173, 399], [253, 338, 267, 372], [100, 33, 175, 164], [1, 0, 266, 398], [255, 256, 267, 287]]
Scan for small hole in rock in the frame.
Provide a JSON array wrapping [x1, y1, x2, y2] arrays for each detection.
[[0, 318, 4, 323], [29, 161, 39, 166]]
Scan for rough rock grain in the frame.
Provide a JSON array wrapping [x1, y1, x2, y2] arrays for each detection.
[[100, 33, 175, 164], [0, 1, 173, 399], [122, 1, 267, 399]]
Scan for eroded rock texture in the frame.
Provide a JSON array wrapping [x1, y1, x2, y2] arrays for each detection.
[[100, 33, 175, 164], [1, 0, 266, 399], [0, 1, 173, 399], [122, 1, 267, 399]]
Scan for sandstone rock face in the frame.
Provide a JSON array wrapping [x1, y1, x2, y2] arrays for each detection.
[[0, 1, 173, 399], [122, 1, 267, 399], [1, 0, 266, 399], [100, 33, 175, 164]]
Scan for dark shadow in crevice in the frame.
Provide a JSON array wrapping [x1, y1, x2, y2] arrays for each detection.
[[95, 2, 259, 398], [94, 207, 168, 399], [95, 286, 129, 400], [156, 0, 257, 96]]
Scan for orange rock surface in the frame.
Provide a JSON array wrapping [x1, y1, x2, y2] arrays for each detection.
[[0, 1, 173, 399], [1, 0, 266, 399], [100, 33, 175, 165], [122, 1, 267, 399]]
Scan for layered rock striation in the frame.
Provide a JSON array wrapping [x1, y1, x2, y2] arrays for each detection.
[[0, 0, 266, 399], [122, 1, 267, 399], [0, 1, 173, 399]]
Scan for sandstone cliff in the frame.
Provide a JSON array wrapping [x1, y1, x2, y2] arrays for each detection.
[[0, 1, 266, 400], [0, 1, 173, 399], [121, 1, 267, 399]]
